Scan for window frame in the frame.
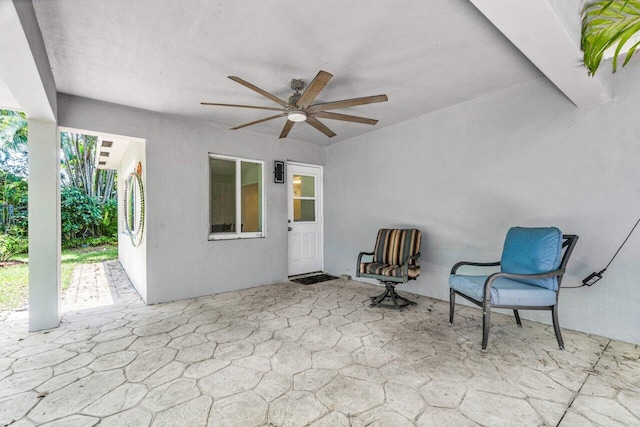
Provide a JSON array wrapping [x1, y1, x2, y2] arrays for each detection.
[[208, 153, 266, 241], [292, 173, 318, 223]]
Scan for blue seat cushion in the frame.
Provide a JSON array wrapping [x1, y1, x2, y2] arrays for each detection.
[[501, 227, 562, 291], [449, 275, 557, 307]]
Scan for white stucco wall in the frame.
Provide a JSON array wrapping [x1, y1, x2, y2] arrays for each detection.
[[118, 140, 147, 302], [324, 74, 640, 344], [57, 94, 326, 304]]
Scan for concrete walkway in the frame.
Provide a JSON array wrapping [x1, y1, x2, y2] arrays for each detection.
[[0, 261, 638, 426], [62, 260, 141, 314]]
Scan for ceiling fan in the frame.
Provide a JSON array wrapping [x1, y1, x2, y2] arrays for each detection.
[[201, 70, 388, 139]]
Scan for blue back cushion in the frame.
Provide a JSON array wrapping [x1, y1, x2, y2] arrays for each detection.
[[500, 227, 562, 290]]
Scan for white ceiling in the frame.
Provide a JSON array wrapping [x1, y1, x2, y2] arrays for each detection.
[[32, 0, 544, 145]]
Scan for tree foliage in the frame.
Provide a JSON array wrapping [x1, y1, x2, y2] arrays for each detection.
[[61, 132, 116, 202], [0, 110, 27, 153], [61, 186, 103, 241], [0, 116, 120, 256], [0, 167, 28, 260], [59, 132, 118, 244], [582, 0, 640, 75], [59, 132, 118, 246], [0, 169, 28, 235], [0, 110, 28, 177], [0, 111, 30, 258], [101, 198, 118, 237]]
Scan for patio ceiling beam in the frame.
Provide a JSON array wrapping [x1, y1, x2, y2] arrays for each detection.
[[469, 0, 611, 108], [0, 0, 56, 120]]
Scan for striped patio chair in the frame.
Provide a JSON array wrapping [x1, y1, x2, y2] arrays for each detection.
[[356, 228, 422, 310]]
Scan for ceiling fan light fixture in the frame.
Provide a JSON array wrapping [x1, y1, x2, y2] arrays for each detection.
[[287, 110, 307, 122], [202, 71, 388, 138]]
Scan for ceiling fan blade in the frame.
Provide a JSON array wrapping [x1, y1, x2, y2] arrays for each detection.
[[230, 113, 287, 130], [228, 76, 292, 108], [279, 120, 295, 139], [296, 70, 333, 109], [311, 111, 378, 125], [201, 102, 287, 112], [306, 117, 336, 138], [308, 94, 388, 113]]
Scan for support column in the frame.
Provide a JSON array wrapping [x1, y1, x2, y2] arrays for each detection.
[[28, 119, 61, 331]]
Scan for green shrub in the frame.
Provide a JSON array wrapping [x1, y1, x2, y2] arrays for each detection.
[[0, 170, 28, 236], [0, 234, 28, 261], [100, 198, 118, 237], [62, 235, 117, 249], [61, 187, 102, 241], [87, 235, 117, 246]]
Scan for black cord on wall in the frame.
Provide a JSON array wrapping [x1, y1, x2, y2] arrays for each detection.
[[564, 217, 640, 289]]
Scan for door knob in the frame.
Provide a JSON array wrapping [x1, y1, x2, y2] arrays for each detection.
[[288, 227, 293, 231]]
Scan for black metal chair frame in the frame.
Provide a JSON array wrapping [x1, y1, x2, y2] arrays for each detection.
[[449, 234, 578, 352], [357, 251, 421, 311]]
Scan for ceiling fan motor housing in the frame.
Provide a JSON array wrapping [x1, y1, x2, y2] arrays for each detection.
[[290, 79, 304, 91], [289, 79, 304, 106], [288, 92, 301, 106]]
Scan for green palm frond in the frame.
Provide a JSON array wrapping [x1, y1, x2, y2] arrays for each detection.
[[582, 0, 640, 75], [0, 110, 27, 151]]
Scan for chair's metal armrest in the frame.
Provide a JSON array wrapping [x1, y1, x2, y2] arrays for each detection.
[[407, 252, 421, 262], [402, 252, 421, 279], [356, 251, 374, 277], [451, 261, 500, 275], [483, 268, 566, 300]]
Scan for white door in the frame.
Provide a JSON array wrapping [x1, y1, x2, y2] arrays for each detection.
[[288, 163, 323, 276]]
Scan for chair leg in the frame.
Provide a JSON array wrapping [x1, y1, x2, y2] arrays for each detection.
[[513, 309, 522, 328], [552, 305, 565, 350], [369, 283, 415, 311], [388, 285, 416, 311], [482, 301, 491, 353], [394, 292, 417, 306], [449, 288, 455, 325], [390, 291, 402, 311], [370, 286, 390, 305]]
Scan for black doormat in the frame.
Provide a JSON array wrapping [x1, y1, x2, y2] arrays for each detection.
[[290, 274, 339, 285]]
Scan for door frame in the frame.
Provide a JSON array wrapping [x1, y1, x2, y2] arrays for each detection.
[[287, 161, 324, 276]]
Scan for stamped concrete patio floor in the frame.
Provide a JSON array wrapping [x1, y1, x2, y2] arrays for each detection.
[[0, 261, 639, 426]]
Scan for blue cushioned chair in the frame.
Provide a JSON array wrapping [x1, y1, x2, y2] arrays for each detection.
[[449, 227, 578, 352]]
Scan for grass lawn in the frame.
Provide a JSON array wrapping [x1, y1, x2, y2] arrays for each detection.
[[0, 244, 118, 311]]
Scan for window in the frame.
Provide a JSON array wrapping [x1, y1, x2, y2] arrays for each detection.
[[292, 174, 316, 222], [209, 154, 264, 239]]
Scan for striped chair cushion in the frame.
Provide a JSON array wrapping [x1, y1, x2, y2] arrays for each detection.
[[373, 229, 421, 266], [360, 262, 421, 279]]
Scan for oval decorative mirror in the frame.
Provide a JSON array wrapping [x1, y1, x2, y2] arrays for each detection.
[[123, 170, 145, 247]]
